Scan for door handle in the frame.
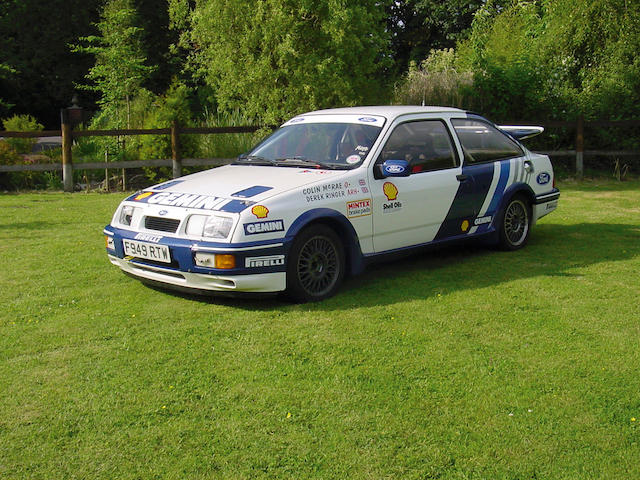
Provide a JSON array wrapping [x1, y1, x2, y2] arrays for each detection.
[[456, 174, 468, 182]]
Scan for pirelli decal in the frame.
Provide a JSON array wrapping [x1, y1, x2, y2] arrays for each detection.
[[245, 255, 285, 268]]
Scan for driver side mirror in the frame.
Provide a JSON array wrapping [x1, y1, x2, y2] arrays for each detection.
[[374, 159, 411, 179]]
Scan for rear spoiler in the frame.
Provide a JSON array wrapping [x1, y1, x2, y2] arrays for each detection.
[[499, 125, 544, 140]]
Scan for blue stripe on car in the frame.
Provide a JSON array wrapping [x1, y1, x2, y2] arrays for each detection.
[[218, 199, 252, 213], [231, 185, 273, 198]]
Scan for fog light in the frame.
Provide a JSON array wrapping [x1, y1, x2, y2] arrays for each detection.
[[214, 254, 236, 269], [194, 252, 216, 267], [105, 235, 115, 250], [193, 253, 236, 269]]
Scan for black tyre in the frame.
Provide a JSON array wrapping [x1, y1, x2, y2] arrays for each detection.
[[286, 225, 345, 302], [498, 195, 531, 250]]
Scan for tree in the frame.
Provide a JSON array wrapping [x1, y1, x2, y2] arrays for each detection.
[[0, 0, 102, 127], [386, 0, 509, 78], [0, 62, 15, 116], [455, 0, 640, 121], [72, 0, 155, 128], [189, 0, 392, 123]]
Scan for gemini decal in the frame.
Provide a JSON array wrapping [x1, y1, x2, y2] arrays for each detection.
[[474, 215, 492, 226], [243, 220, 285, 235], [134, 191, 226, 210]]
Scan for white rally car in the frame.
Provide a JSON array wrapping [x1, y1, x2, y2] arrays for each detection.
[[104, 106, 559, 301]]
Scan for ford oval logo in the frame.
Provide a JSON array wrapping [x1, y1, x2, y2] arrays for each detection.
[[537, 172, 551, 185], [158, 210, 168, 216], [385, 164, 405, 174], [358, 117, 377, 123]]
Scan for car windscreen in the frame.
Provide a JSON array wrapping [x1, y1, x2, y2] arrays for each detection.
[[243, 123, 382, 169]]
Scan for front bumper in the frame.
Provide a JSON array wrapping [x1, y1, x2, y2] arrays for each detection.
[[104, 225, 288, 293]]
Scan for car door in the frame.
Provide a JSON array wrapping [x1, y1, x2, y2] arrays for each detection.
[[369, 118, 465, 253], [430, 117, 527, 239]]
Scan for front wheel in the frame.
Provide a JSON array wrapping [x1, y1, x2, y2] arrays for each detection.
[[498, 195, 531, 250], [286, 225, 345, 302]]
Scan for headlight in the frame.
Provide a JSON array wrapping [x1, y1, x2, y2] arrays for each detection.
[[119, 205, 137, 226], [203, 215, 234, 238], [186, 214, 234, 239]]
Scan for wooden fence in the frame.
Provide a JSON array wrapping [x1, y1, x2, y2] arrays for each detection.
[[1, 116, 639, 192], [1, 120, 266, 191]]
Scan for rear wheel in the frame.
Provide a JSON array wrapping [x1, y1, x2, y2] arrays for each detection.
[[286, 225, 344, 302], [498, 195, 531, 250]]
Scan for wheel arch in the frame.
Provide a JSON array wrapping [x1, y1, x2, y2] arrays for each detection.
[[495, 182, 536, 226], [286, 208, 365, 276]]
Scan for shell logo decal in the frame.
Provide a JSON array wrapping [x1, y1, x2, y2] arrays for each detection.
[[461, 220, 470, 232], [383, 182, 398, 201], [251, 205, 269, 219], [134, 191, 153, 201]]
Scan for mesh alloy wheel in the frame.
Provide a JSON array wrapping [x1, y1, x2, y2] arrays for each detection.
[[297, 236, 340, 296], [504, 199, 529, 245], [286, 225, 344, 302], [499, 196, 531, 250]]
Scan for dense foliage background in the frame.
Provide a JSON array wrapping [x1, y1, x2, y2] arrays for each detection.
[[1, 0, 639, 187], [3, 0, 637, 128]]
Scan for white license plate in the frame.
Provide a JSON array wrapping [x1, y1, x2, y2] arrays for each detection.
[[123, 239, 171, 263]]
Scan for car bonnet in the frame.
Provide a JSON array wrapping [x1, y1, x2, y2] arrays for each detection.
[[125, 164, 347, 212]]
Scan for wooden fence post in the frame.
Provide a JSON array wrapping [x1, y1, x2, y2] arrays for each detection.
[[60, 109, 73, 192], [576, 115, 584, 179], [171, 120, 182, 178]]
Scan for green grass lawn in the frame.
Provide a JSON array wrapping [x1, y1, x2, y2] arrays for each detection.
[[1, 180, 639, 479]]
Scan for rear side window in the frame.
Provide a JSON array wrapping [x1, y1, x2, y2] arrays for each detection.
[[452, 119, 523, 164], [379, 120, 458, 174]]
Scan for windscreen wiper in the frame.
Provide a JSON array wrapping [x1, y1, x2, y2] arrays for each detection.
[[275, 157, 350, 170], [233, 154, 277, 166]]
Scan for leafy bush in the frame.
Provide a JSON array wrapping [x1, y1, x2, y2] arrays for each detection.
[[452, 0, 640, 122], [393, 49, 475, 109], [2, 114, 43, 154], [190, 0, 391, 123], [195, 108, 265, 159], [0, 140, 21, 165]]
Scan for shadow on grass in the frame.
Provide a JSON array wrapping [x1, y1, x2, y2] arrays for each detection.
[[0, 220, 59, 232], [149, 222, 640, 311]]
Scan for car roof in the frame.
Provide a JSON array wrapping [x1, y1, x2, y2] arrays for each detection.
[[302, 105, 466, 122]]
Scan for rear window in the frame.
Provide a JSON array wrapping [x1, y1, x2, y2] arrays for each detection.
[[452, 119, 523, 163]]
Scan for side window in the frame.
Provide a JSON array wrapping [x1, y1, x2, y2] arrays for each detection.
[[379, 120, 459, 173], [451, 118, 523, 164]]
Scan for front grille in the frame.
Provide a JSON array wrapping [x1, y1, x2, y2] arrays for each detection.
[[144, 216, 180, 233]]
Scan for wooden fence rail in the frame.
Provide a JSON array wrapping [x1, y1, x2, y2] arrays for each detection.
[[1, 121, 266, 191], [1, 116, 639, 191]]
